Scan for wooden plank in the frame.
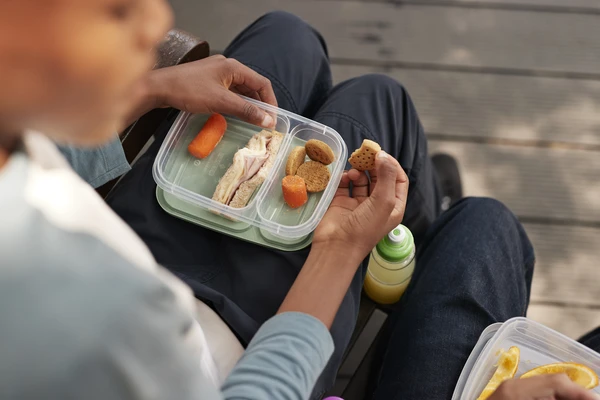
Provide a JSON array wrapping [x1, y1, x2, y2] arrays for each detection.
[[359, 0, 600, 10], [332, 65, 600, 146], [526, 223, 600, 307], [428, 140, 600, 223], [170, 0, 600, 74], [528, 304, 600, 340]]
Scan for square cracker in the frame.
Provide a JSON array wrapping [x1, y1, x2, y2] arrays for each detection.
[[348, 139, 381, 171]]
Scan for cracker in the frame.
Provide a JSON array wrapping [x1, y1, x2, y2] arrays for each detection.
[[296, 161, 331, 193], [285, 146, 307, 176], [305, 139, 335, 165], [348, 139, 381, 171]]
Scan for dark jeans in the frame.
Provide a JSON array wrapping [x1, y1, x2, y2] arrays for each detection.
[[108, 11, 600, 399]]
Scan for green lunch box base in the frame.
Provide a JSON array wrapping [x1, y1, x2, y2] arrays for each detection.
[[156, 187, 313, 252]]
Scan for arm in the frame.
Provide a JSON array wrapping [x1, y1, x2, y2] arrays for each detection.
[[222, 312, 333, 400], [220, 152, 409, 399]]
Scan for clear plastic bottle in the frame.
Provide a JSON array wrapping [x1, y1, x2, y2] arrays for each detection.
[[363, 224, 416, 304]]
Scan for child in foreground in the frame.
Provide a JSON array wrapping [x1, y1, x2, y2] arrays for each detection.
[[0, 1, 409, 399]]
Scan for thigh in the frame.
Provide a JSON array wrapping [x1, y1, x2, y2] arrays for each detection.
[[224, 11, 332, 117], [372, 197, 536, 400], [579, 327, 600, 353], [314, 74, 441, 244]]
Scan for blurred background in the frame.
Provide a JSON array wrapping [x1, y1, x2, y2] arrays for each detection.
[[168, 0, 600, 339]]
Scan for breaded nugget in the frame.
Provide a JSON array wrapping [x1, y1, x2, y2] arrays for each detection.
[[305, 139, 335, 165], [296, 161, 330, 193], [285, 146, 307, 176]]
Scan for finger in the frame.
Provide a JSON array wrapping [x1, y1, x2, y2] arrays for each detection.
[[339, 171, 350, 188], [231, 85, 262, 102], [347, 169, 362, 182], [226, 59, 278, 107], [369, 154, 408, 184], [348, 169, 369, 186], [515, 375, 599, 400], [369, 151, 402, 215], [548, 375, 600, 400], [216, 90, 275, 128]]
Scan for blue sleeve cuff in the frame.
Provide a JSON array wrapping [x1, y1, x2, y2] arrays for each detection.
[[222, 312, 334, 400], [58, 135, 131, 188]]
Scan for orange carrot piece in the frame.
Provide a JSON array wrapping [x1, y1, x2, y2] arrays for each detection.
[[188, 114, 227, 159], [282, 175, 308, 209]]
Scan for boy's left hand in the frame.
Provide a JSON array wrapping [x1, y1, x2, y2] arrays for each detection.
[[137, 55, 277, 128], [313, 151, 409, 262]]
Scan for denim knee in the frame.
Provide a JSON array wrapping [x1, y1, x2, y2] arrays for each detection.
[[347, 73, 409, 99], [453, 197, 534, 258], [257, 11, 323, 46], [454, 197, 517, 228], [259, 11, 308, 29]]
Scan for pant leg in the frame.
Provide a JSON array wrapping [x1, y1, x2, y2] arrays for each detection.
[[305, 74, 441, 396], [224, 11, 332, 117], [314, 74, 442, 245], [578, 328, 600, 353], [370, 197, 535, 400]]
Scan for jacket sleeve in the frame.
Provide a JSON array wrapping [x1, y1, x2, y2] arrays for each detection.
[[221, 312, 334, 400]]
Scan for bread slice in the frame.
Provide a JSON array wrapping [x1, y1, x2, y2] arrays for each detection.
[[348, 139, 381, 171], [285, 146, 307, 176], [212, 132, 270, 205], [305, 139, 335, 165], [296, 161, 330, 193]]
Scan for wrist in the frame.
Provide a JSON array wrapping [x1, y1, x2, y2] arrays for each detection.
[[145, 69, 169, 109], [309, 240, 368, 269], [311, 240, 372, 265]]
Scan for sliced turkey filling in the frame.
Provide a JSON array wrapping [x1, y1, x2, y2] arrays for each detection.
[[212, 131, 282, 208]]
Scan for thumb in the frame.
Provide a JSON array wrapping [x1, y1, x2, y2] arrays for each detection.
[[368, 151, 399, 218], [218, 91, 275, 128]]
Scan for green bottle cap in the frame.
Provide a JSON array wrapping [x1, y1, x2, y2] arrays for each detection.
[[376, 224, 414, 262]]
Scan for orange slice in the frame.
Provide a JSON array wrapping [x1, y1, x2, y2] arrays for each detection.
[[520, 362, 599, 389], [477, 346, 521, 400]]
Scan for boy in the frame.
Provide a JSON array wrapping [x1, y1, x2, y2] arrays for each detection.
[[0, 1, 411, 399]]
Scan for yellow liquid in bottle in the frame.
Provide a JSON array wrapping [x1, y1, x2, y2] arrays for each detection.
[[364, 248, 415, 304]]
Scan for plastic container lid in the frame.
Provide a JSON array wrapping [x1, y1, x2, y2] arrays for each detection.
[[452, 317, 600, 399], [376, 224, 414, 263], [152, 96, 348, 243]]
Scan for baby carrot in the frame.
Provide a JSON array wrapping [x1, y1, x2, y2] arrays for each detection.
[[282, 175, 308, 209], [188, 113, 227, 159]]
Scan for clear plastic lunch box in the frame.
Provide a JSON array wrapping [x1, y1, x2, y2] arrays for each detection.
[[453, 317, 600, 399], [152, 97, 348, 251]]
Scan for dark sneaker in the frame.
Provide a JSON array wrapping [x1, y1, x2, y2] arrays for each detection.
[[432, 153, 463, 211]]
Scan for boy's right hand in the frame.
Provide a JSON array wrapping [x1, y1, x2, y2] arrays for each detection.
[[489, 375, 600, 400], [149, 55, 277, 128]]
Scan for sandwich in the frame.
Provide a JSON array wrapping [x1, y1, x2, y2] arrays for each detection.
[[212, 130, 283, 208]]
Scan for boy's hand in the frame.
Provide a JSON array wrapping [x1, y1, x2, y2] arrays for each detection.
[[142, 55, 277, 128], [489, 375, 600, 400], [313, 151, 409, 261]]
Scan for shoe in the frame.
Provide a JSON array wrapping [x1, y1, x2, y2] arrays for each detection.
[[432, 153, 463, 211]]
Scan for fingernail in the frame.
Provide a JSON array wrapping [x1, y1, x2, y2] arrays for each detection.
[[262, 113, 274, 128], [377, 151, 388, 159]]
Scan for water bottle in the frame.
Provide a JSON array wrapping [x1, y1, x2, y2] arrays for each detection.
[[364, 224, 416, 304]]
